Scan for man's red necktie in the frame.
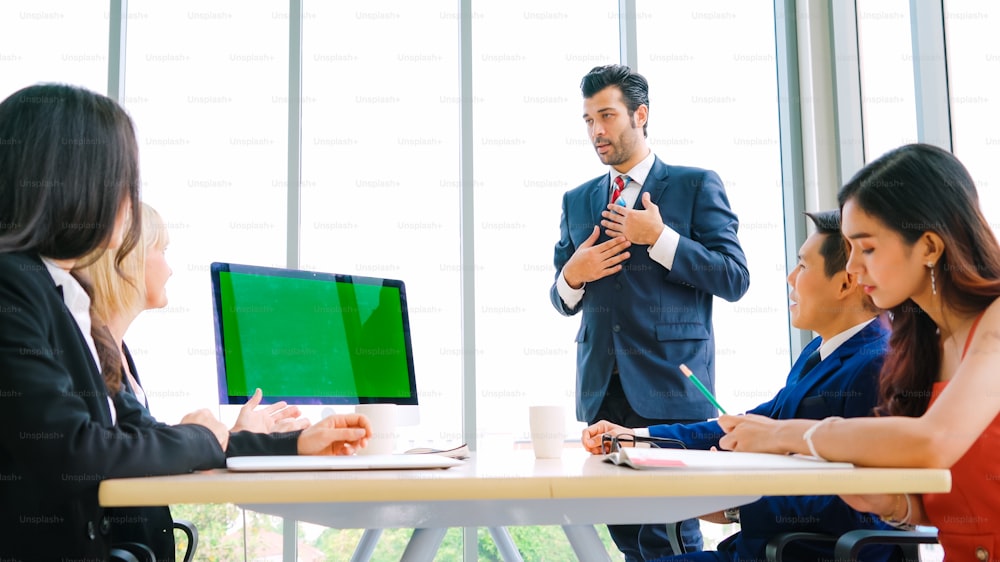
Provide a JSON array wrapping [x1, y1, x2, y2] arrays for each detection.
[[611, 174, 630, 205]]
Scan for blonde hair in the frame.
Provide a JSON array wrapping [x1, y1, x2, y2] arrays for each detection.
[[79, 203, 169, 323]]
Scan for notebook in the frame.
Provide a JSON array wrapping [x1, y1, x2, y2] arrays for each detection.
[[604, 448, 854, 470], [226, 454, 463, 472]]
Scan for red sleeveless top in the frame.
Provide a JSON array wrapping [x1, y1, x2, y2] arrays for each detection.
[[922, 313, 1000, 561]]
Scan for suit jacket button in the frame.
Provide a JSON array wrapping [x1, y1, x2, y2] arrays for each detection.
[[100, 515, 111, 535], [87, 520, 96, 540], [976, 547, 988, 561], [615, 283, 621, 290], [613, 324, 621, 332]]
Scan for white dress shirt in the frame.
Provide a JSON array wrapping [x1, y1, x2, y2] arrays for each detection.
[[42, 257, 117, 424], [557, 151, 682, 309]]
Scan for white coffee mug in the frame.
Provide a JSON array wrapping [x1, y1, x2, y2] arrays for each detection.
[[528, 405, 565, 459], [354, 403, 398, 455]]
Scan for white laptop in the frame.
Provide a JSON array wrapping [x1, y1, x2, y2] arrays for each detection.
[[227, 454, 463, 472]]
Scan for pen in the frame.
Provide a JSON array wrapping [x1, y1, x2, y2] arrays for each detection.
[[679, 363, 727, 415]]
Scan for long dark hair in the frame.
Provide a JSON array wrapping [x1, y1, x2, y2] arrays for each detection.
[[0, 84, 142, 392], [838, 143, 1000, 416]]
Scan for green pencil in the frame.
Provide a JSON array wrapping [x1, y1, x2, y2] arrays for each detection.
[[679, 363, 727, 415]]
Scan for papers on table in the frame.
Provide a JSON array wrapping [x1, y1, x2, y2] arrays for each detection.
[[404, 443, 470, 459], [604, 447, 854, 470]]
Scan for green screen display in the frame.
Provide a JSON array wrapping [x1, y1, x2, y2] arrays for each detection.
[[212, 264, 417, 405]]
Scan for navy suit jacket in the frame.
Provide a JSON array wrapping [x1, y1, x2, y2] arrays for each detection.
[[649, 319, 899, 561], [550, 157, 749, 422], [0, 252, 299, 561]]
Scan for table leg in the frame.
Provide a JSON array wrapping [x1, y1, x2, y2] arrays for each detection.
[[282, 518, 297, 562], [562, 525, 612, 562], [487, 527, 524, 562], [350, 529, 383, 562], [400, 528, 448, 562]]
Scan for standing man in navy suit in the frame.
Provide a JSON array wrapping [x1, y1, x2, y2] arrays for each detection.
[[582, 210, 900, 562], [550, 64, 750, 560]]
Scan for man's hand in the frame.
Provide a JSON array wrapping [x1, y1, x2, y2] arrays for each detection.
[[562, 226, 631, 288], [180, 408, 230, 451], [296, 413, 371, 455], [231, 388, 311, 434], [601, 192, 665, 245], [581, 419, 633, 454]]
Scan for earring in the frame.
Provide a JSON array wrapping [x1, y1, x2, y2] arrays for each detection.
[[927, 262, 937, 295]]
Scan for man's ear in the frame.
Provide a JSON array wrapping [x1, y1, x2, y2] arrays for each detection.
[[837, 270, 857, 298], [919, 231, 946, 264], [634, 104, 648, 129]]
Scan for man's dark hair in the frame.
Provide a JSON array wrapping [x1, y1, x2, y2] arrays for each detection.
[[580, 64, 649, 137], [803, 209, 846, 278]]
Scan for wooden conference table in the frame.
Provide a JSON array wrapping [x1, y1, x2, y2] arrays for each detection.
[[100, 449, 951, 562]]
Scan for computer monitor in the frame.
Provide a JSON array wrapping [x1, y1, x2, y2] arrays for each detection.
[[210, 262, 419, 423]]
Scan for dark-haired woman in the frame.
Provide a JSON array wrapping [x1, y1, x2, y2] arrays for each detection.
[[0, 84, 369, 560], [718, 143, 1000, 561]]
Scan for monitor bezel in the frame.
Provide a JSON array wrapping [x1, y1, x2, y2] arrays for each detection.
[[210, 261, 419, 407]]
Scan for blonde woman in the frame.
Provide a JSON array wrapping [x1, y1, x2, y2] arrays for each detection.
[[79, 203, 306, 432]]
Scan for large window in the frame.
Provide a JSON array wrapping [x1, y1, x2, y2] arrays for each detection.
[[635, 0, 788, 414], [0, 0, 107, 96], [471, 0, 618, 448], [945, 0, 1000, 227], [300, 0, 463, 448], [856, 0, 918, 161], [0, 1, 867, 558], [122, 0, 289, 425]]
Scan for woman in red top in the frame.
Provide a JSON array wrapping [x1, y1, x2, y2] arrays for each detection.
[[718, 143, 1000, 561]]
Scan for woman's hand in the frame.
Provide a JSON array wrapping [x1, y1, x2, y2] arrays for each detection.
[[180, 408, 230, 451], [297, 413, 371, 456], [840, 493, 925, 526], [231, 388, 311, 434], [839, 493, 899, 516], [717, 414, 810, 454]]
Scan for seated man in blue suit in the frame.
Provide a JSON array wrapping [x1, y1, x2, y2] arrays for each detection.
[[582, 210, 902, 562]]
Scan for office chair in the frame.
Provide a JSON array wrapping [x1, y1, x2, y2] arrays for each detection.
[[834, 529, 939, 561], [109, 542, 157, 562], [173, 519, 199, 562], [764, 528, 938, 562], [665, 521, 687, 555], [109, 519, 199, 562]]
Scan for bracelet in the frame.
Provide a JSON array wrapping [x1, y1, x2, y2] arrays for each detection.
[[880, 493, 915, 529], [802, 416, 842, 460]]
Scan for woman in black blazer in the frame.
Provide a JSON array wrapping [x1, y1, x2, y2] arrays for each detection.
[[0, 84, 370, 561]]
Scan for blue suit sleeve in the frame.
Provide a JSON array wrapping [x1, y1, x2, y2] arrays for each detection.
[[648, 420, 723, 450], [665, 170, 749, 303], [739, 494, 889, 536], [646, 393, 782, 449], [550, 191, 583, 316]]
